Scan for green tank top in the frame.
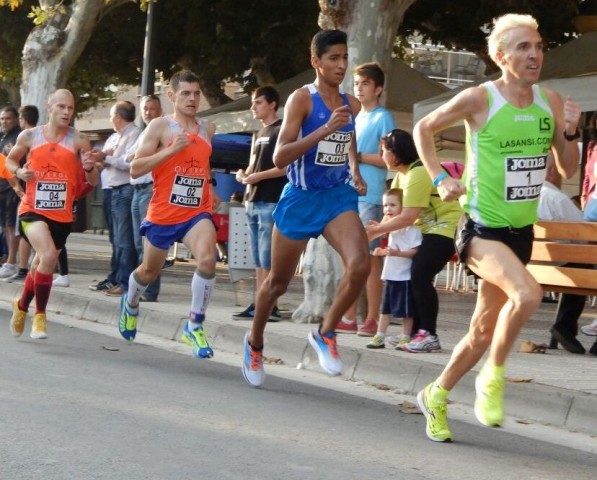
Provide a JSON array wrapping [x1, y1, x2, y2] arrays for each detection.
[[462, 81, 554, 228]]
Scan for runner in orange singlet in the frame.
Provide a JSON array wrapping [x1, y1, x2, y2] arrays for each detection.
[[117, 70, 221, 360], [5, 89, 98, 339]]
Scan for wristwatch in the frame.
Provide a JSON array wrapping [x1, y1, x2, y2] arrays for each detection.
[[563, 129, 580, 141]]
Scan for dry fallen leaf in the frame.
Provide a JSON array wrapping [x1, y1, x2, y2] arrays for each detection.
[[507, 377, 533, 383], [370, 383, 391, 391], [399, 400, 422, 414], [264, 356, 283, 365], [519, 340, 547, 354], [101, 345, 120, 352]]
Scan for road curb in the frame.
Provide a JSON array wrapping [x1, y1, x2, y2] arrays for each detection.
[[2, 287, 596, 435]]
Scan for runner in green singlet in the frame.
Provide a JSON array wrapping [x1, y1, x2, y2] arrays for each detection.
[[412, 14, 582, 443]]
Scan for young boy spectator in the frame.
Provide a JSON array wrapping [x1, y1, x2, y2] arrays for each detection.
[[366, 188, 421, 349]]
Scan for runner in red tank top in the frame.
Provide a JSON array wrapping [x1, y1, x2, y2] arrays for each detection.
[[116, 70, 222, 361], [5, 89, 98, 339]]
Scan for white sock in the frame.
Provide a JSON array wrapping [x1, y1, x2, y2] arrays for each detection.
[[189, 271, 215, 324], [126, 271, 147, 309], [375, 331, 385, 339]]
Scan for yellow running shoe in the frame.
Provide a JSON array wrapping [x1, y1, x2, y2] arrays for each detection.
[[417, 383, 452, 442], [10, 298, 27, 337], [474, 368, 505, 427], [31, 313, 48, 339]]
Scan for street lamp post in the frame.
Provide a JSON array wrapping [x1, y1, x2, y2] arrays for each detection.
[[140, 0, 157, 96]]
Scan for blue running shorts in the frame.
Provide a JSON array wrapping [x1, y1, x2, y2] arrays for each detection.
[[273, 182, 358, 240], [140, 212, 215, 250]]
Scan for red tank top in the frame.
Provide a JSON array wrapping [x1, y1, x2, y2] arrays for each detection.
[[147, 117, 213, 225], [19, 126, 79, 223]]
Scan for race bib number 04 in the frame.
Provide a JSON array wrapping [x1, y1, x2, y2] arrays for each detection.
[[35, 181, 67, 210]]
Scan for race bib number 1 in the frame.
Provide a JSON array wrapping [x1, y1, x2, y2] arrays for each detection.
[[504, 155, 547, 202], [170, 175, 205, 207]]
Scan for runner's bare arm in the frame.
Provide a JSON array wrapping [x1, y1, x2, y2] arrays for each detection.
[[77, 132, 99, 186], [545, 90, 581, 179], [5, 129, 34, 182], [414, 87, 484, 201], [131, 117, 187, 178]]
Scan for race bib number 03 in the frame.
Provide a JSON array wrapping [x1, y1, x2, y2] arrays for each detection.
[[314, 131, 353, 167], [170, 175, 205, 207], [504, 155, 547, 202], [35, 182, 67, 210]]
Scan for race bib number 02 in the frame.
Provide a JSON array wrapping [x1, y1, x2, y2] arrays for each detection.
[[35, 182, 67, 210], [314, 131, 352, 167], [504, 155, 547, 202], [170, 175, 205, 207]]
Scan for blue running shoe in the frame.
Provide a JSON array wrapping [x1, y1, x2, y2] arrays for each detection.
[[308, 328, 342, 376], [242, 332, 264, 387], [118, 294, 138, 342], [181, 322, 214, 359]]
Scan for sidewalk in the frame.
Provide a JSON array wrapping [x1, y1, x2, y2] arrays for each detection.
[[1, 231, 597, 435]]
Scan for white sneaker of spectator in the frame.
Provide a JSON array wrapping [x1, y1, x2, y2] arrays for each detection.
[[0, 263, 17, 279], [580, 320, 597, 337], [53, 274, 70, 287]]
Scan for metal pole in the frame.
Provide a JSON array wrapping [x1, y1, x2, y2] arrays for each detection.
[[140, 0, 157, 96]]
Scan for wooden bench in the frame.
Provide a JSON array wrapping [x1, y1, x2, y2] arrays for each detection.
[[527, 221, 597, 297]]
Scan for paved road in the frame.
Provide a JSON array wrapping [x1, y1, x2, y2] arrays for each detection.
[[1, 307, 595, 480]]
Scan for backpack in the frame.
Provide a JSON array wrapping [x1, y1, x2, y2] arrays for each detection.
[[439, 161, 465, 180]]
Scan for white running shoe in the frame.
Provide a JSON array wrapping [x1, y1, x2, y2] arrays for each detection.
[[241, 332, 265, 387], [0, 263, 17, 279], [53, 274, 70, 287], [580, 320, 597, 337]]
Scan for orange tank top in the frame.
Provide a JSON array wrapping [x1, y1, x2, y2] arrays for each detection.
[[19, 126, 79, 223], [147, 117, 213, 225], [0, 153, 11, 179]]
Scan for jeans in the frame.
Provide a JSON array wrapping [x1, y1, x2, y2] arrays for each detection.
[[131, 184, 160, 299], [358, 201, 383, 251], [102, 189, 117, 284], [245, 201, 276, 269], [111, 184, 137, 289]]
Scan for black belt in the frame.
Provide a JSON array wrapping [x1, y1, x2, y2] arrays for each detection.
[[133, 182, 153, 190], [112, 183, 131, 190]]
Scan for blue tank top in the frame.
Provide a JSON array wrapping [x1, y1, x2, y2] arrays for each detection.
[[286, 84, 354, 190]]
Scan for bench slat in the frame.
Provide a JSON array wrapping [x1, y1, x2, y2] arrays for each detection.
[[534, 221, 597, 241], [529, 221, 597, 296], [531, 242, 597, 264], [527, 264, 597, 292]]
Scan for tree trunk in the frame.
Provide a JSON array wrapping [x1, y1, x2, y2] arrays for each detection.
[[292, 237, 343, 324], [291, 0, 415, 323], [20, 0, 130, 122], [319, 0, 417, 93]]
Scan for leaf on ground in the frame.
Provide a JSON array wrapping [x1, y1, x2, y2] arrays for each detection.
[[101, 345, 120, 352], [507, 377, 533, 383], [264, 356, 283, 365], [516, 418, 532, 425], [519, 340, 547, 353], [399, 400, 422, 414], [372, 383, 391, 391]]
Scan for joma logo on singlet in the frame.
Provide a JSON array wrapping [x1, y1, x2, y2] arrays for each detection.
[[507, 156, 546, 171]]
